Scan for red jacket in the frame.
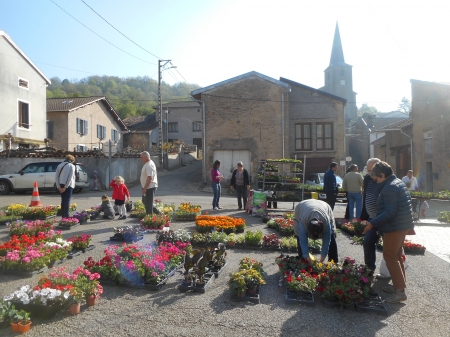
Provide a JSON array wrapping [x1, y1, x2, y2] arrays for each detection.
[[110, 180, 130, 200]]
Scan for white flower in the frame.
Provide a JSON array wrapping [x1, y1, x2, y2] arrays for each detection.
[[63, 291, 70, 299]]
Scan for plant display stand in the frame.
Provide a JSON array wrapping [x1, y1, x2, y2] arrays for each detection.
[[231, 286, 261, 304], [0, 266, 48, 278], [143, 227, 170, 234], [356, 293, 388, 315], [179, 273, 215, 293], [11, 300, 70, 319], [286, 290, 315, 306], [56, 224, 80, 230], [118, 277, 169, 291], [210, 262, 227, 278], [47, 258, 67, 268], [69, 245, 95, 258]]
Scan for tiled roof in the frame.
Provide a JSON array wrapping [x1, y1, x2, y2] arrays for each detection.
[[371, 135, 386, 146], [192, 71, 289, 96], [383, 117, 412, 130], [46, 96, 128, 131], [162, 101, 200, 108], [123, 114, 158, 131]]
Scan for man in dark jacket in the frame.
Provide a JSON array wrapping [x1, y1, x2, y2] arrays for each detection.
[[230, 161, 250, 210], [323, 162, 339, 210], [360, 158, 381, 272], [362, 161, 414, 303]]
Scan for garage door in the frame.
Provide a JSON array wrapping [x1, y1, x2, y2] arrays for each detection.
[[213, 150, 250, 179]]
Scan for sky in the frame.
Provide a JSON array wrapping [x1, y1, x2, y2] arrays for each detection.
[[1, 0, 450, 112]]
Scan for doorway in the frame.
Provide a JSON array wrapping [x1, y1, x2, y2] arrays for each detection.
[[425, 162, 433, 192]]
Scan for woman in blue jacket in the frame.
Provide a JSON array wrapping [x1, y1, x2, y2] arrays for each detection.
[[362, 161, 414, 303]]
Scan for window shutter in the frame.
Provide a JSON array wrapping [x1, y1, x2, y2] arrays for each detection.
[[102, 126, 106, 139], [47, 121, 54, 139], [84, 120, 88, 135], [76, 118, 80, 134], [97, 125, 100, 138]]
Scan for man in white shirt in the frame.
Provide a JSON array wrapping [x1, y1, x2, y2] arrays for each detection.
[[401, 170, 418, 191], [55, 155, 76, 218], [402, 170, 418, 213], [140, 151, 160, 215]]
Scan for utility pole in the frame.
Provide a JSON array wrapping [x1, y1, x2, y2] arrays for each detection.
[[158, 59, 175, 169]]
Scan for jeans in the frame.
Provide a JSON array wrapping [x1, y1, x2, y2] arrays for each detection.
[[363, 224, 380, 270], [383, 229, 410, 290], [235, 185, 248, 209], [59, 185, 73, 218], [325, 193, 337, 210], [347, 192, 362, 219], [212, 182, 221, 208], [142, 187, 160, 215]]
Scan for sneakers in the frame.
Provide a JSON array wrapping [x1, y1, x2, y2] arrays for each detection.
[[384, 289, 407, 303], [213, 207, 219, 210], [217, 207, 223, 209], [118, 215, 127, 220], [376, 273, 391, 280], [382, 284, 395, 293]]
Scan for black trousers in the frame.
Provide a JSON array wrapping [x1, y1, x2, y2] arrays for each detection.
[[325, 193, 337, 210]]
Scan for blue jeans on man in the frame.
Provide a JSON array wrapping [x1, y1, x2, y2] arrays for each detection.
[[59, 185, 73, 218], [363, 218, 380, 270], [347, 192, 362, 219], [212, 182, 221, 208]]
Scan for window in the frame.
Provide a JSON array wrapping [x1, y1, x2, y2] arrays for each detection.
[[76, 144, 87, 152], [340, 80, 345, 85], [76, 118, 88, 135], [295, 123, 311, 150], [316, 123, 333, 150], [168, 122, 178, 132], [18, 101, 30, 129], [47, 121, 54, 139], [193, 121, 202, 131], [97, 124, 106, 139], [111, 129, 119, 142], [18, 78, 29, 89]]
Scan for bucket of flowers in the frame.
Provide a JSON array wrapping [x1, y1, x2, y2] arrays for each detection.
[[140, 214, 170, 231], [72, 211, 89, 225], [67, 234, 93, 253], [58, 217, 80, 229], [111, 225, 143, 242], [125, 200, 133, 212]]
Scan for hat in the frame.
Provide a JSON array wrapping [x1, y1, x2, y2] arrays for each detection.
[[237, 161, 243, 166]]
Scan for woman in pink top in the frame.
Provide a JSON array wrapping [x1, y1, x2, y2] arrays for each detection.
[[211, 160, 224, 210]]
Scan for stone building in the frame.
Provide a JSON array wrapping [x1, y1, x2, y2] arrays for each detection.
[[410, 79, 450, 191], [46, 97, 127, 152], [191, 71, 290, 184], [280, 77, 346, 177]]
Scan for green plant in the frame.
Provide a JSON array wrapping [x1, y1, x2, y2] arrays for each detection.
[[280, 236, 291, 249], [11, 309, 30, 324], [228, 271, 247, 296], [286, 272, 318, 293], [0, 301, 16, 323], [210, 231, 227, 243], [239, 257, 264, 273], [236, 234, 245, 244], [227, 233, 237, 243], [244, 230, 263, 246], [190, 232, 208, 245]]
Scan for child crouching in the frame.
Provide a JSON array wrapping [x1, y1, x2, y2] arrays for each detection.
[[99, 195, 115, 219]]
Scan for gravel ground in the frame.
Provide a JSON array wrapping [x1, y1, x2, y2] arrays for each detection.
[[1, 161, 449, 337]]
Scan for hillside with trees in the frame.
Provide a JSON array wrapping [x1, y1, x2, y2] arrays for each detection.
[[46, 76, 200, 119]]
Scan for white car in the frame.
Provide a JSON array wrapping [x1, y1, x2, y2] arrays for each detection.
[[305, 173, 347, 202], [0, 162, 89, 195]]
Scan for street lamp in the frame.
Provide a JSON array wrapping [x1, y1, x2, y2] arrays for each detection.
[[165, 109, 170, 170]]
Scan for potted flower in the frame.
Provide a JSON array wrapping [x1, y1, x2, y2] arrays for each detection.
[[0, 211, 22, 226], [140, 213, 170, 230], [112, 225, 143, 242], [125, 199, 133, 212], [72, 211, 89, 224], [9, 309, 31, 333], [73, 266, 102, 306], [262, 233, 280, 250], [228, 271, 247, 297], [227, 233, 237, 247], [67, 234, 92, 250], [286, 272, 318, 294], [244, 230, 263, 247], [58, 217, 79, 228], [239, 257, 264, 274]]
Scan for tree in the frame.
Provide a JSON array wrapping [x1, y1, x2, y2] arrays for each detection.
[[358, 104, 378, 119], [398, 97, 411, 114]]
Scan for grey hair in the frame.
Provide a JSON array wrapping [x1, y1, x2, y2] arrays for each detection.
[[140, 151, 150, 158], [366, 158, 380, 166]]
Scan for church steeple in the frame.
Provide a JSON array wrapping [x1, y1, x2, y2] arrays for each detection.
[[329, 22, 346, 66]]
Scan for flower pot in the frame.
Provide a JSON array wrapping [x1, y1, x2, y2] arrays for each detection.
[[86, 296, 97, 307], [227, 241, 236, 247], [68, 303, 81, 315], [11, 322, 20, 332], [17, 320, 32, 333]]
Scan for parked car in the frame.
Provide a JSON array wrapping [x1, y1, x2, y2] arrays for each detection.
[[0, 162, 89, 195], [305, 173, 347, 202]]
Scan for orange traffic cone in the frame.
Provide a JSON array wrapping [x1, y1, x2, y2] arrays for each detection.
[[29, 182, 43, 207]]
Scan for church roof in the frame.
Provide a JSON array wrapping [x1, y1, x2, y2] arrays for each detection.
[[327, 23, 352, 68]]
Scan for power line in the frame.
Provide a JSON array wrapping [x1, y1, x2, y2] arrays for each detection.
[[80, 0, 162, 60], [49, 0, 156, 65]]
